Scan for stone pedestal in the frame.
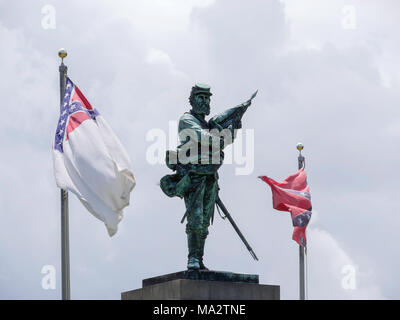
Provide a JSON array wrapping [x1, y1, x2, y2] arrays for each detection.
[[121, 270, 280, 300]]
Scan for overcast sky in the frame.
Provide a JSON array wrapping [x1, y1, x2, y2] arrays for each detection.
[[0, 0, 399, 300]]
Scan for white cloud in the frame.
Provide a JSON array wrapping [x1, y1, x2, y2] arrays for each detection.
[[145, 48, 188, 79], [307, 227, 385, 299], [103, 0, 216, 34]]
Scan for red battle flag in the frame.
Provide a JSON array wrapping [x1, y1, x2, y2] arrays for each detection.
[[259, 167, 312, 247]]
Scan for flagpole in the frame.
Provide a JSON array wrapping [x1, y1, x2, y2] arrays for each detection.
[[297, 142, 306, 300], [58, 48, 71, 300]]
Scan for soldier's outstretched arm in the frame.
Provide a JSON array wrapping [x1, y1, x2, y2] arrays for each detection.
[[209, 90, 258, 130]]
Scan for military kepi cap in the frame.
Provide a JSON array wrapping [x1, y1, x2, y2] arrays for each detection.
[[191, 83, 212, 96]]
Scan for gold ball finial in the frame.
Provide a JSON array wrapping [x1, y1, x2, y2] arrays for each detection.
[[58, 48, 67, 60], [296, 142, 304, 151]]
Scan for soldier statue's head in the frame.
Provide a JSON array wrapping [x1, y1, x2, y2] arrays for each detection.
[[189, 83, 212, 116]]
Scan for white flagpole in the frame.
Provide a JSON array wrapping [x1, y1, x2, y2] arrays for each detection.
[[58, 48, 71, 300], [297, 143, 306, 300]]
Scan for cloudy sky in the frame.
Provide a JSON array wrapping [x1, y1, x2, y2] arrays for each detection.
[[0, 0, 399, 300]]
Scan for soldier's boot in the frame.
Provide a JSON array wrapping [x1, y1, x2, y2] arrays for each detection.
[[198, 234, 208, 270], [187, 233, 200, 270]]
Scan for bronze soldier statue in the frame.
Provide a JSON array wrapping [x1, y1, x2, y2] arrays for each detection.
[[160, 83, 257, 270]]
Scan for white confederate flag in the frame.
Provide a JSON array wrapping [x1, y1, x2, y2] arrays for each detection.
[[52, 77, 136, 236]]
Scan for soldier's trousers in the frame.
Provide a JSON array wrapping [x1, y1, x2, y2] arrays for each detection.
[[184, 174, 218, 260]]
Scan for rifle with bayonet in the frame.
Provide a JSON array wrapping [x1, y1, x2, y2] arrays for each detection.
[[209, 90, 258, 130]]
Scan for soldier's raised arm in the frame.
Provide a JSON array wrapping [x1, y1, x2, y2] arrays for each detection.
[[209, 90, 258, 130]]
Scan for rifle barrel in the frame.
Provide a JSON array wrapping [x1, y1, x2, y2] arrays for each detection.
[[216, 196, 259, 261]]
